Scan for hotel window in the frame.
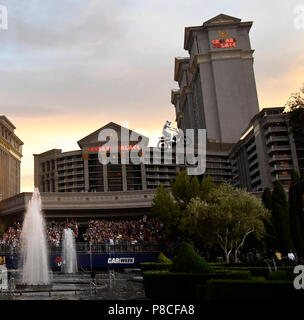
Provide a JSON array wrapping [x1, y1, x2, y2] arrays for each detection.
[[126, 164, 142, 190], [88, 153, 104, 192], [281, 171, 290, 176]]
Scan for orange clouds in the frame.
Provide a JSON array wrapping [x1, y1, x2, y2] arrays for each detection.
[[256, 57, 304, 108]]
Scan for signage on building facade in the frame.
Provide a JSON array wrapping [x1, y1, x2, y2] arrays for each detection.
[[87, 145, 141, 152], [212, 30, 236, 49], [211, 37, 237, 49]]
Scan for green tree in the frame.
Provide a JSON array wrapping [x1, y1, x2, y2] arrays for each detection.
[[151, 184, 182, 240], [184, 184, 269, 263], [153, 172, 218, 243], [284, 83, 304, 138], [171, 170, 191, 207], [189, 175, 200, 199], [262, 188, 272, 210], [289, 171, 304, 253], [261, 188, 277, 249], [291, 171, 301, 184], [200, 175, 216, 201], [271, 181, 294, 253]]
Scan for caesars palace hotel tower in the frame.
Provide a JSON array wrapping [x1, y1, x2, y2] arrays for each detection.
[[172, 14, 260, 144]]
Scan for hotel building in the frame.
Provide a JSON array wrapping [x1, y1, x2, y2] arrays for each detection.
[[34, 122, 183, 194], [230, 107, 304, 191], [171, 14, 303, 191], [171, 14, 259, 144], [171, 14, 260, 186], [0, 116, 23, 201]]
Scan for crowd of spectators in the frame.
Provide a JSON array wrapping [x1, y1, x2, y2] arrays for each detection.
[[0, 217, 165, 252], [0, 221, 21, 252], [83, 216, 165, 244], [46, 220, 79, 247], [0, 220, 79, 251]]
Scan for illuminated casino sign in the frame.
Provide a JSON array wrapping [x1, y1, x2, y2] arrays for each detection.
[[211, 30, 237, 49], [87, 145, 141, 152]]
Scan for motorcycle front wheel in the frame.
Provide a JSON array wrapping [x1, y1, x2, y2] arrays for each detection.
[[157, 140, 169, 150]]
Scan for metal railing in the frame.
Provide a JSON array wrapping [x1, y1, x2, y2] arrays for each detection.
[[0, 241, 179, 255]]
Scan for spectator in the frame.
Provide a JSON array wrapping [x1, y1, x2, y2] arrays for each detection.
[[0, 217, 165, 251], [83, 217, 165, 245]]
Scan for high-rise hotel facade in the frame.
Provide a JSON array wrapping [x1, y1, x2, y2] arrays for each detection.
[[34, 122, 183, 194], [0, 116, 23, 200], [230, 107, 303, 191], [171, 14, 303, 191]]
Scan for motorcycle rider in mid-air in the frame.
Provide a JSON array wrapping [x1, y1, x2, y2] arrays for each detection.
[[159, 120, 191, 150], [162, 120, 175, 143]]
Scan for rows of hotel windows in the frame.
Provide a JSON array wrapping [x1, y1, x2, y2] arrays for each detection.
[[229, 108, 302, 192], [205, 155, 232, 184], [0, 148, 20, 197], [261, 112, 293, 188], [39, 151, 180, 192], [41, 155, 84, 192]]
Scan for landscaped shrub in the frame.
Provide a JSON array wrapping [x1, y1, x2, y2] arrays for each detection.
[[267, 270, 289, 281], [210, 262, 270, 268], [197, 279, 303, 301], [277, 266, 296, 279], [221, 266, 270, 277], [143, 270, 251, 299], [212, 265, 295, 278], [156, 252, 172, 264], [171, 242, 212, 273], [139, 262, 172, 272]]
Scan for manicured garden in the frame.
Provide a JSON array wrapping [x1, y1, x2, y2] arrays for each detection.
[[140, 243, 304, 301], [146, 166, 304, 300]]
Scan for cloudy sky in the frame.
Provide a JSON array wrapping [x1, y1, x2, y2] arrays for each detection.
[[0, 0, 303, 191]]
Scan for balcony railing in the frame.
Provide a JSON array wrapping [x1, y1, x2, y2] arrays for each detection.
[[272, 174, 291, 182], [265, 126, 288, 134], [267, 145, 290, 153], [266, 136, 289, 144], [270, 165, 293, 172], [269, 154, 292, 162]]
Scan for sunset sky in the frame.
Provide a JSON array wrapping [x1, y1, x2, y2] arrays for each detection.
[[0, 0, 303, 192]]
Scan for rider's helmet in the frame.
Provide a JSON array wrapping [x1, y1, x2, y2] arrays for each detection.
[[165, 120, 171, 127]]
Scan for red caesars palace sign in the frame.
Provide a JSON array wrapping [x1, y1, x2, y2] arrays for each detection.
[[87, 145, 141, 152], [211, 30, 237, 49], [212, 38, 237, 49]]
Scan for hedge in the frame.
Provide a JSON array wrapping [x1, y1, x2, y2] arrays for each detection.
[[156, 253, 172, 264], [197, 279, 304, 301], [219, 267, 270, 277], [143, 270, 251, 299], [171, 242, 212, 273], [210, 262, 271, 268], [267, 270, 290, 281], [212, 265, 295, 278], [139, 262, 172, 272]]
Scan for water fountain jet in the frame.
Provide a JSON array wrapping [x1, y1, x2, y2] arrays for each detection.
[[20, 188, 50, 286], [61, 228, 78, 274]]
